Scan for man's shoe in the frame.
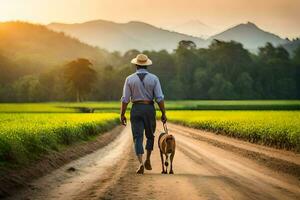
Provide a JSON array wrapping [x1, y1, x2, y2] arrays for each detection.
[[144, 159, 152, 170], [136, 164, 144, 174]]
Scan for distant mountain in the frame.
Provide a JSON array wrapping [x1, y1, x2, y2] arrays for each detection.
[[209, 22, 288, 50], [170, 20, 217, 38], [47, 20, 206, 52], [48, 20, 291, 53], [282, 38, 300, 55], [0, 22, 110, 72]]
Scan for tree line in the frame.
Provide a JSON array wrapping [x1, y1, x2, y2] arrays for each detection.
[[0, 40, 299, 102]]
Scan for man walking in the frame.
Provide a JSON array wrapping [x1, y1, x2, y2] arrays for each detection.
[[120, 54, 167, 174]]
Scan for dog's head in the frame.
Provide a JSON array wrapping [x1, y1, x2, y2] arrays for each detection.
[[165, 134, 175, 153]]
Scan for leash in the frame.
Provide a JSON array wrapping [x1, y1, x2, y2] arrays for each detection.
[[163, 122, 169, 134]]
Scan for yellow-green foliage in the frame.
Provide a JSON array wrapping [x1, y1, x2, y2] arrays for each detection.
[[0, 103, 77, 113], [1, 100, 300, 113], [0, 113, 119, 164], [164, 100, 300, 110], [167, 111, 300, 151]]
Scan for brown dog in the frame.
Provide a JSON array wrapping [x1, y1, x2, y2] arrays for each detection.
[[158, 124, 176, 174]]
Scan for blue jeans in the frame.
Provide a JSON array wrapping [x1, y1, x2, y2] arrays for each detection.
[[130, 104, 156, 155]]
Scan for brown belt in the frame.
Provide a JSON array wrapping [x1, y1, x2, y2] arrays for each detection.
[[133, 100, 154, 105]]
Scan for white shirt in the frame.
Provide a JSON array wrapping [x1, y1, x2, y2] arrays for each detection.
[[121, 69, 164, 103]]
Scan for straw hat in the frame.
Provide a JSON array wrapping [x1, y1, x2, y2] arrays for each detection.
[[131, 54, 152, 66]]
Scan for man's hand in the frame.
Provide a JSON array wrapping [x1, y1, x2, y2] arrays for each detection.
[[120, 114, 127, 126], [161, 113, 167, 123]]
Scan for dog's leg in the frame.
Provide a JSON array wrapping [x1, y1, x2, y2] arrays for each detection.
[[160, 150, 166, 174], [169, 152, 175, 174], [164, 154, 169, 174]]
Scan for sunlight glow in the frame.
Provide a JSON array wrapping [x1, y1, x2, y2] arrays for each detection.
[[0, 0, 299, 38]]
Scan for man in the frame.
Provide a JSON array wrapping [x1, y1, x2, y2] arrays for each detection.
[[120, 53, 167, 174]]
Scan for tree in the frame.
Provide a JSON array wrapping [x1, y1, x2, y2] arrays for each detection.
[[0, 54, 19, 85], [235, 72, 254, 99], [96, 65, 116, 100], [193, 68, 210, 99], [276, 78, 297, 99], [256, 43, 294, 99], [64, 58, 97, 102], [207, 40, 252, 82], [1, 37, 299, 102], [167, 78, 185, 100], [178, 40, 196, 50], [143, 50, 176, 97], [208, 74, 236, 99], [258, 42, 277, 61], [12, 75, 43, 102], [123, 49, 141, 63], [292, 46, 300, 98], [175, 41, 200, 98], [292, 46, 300, 68]]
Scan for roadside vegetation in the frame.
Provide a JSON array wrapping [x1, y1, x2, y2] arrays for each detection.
[[1, 100, 299, 113], [166, 110, 300, 152], [0, 113, 119, 165], [1, 100, 299, 166], [0, 103, 77, 113]]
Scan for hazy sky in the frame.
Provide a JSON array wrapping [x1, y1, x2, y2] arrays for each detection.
[[0, 0, 299, 38]]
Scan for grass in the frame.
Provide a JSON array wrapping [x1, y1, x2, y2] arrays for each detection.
[[1, 100, 300, 113], [74, 100, 300, 110], [0, 100, 299, 166], [166, 110, 300, 151], [0, 103, 77, 113], [164, 100, 300, 110], [0, 113, 119, 165]]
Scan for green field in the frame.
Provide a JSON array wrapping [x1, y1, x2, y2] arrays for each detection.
[[1, 100, 300, 113], [166, 111, 300, 151], [0, 113, 119, 165], [1, 100, 300, 166], [164, 100, 300, 110], [0, 103, 77, 113]]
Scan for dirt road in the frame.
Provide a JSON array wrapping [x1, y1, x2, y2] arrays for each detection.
[[7, 123, 300, 200]]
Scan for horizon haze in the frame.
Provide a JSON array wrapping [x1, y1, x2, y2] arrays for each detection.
[[0, 0, 299, 38]]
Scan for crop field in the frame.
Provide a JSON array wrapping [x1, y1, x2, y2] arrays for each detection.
[[0, 113, 119, 165], [1, 100, 300, 113], [166, 110, 300, 151], [164, 100, 300, 110], [0, 103, 78, 113], [1, 100, 299, 166], [67, 100, 300, 110]]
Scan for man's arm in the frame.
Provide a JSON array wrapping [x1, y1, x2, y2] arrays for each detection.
[[153, 77, 167, 123], [120, 102, 128, 126], [120, 77, 131, 126], [157, 101, 167, 123]]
